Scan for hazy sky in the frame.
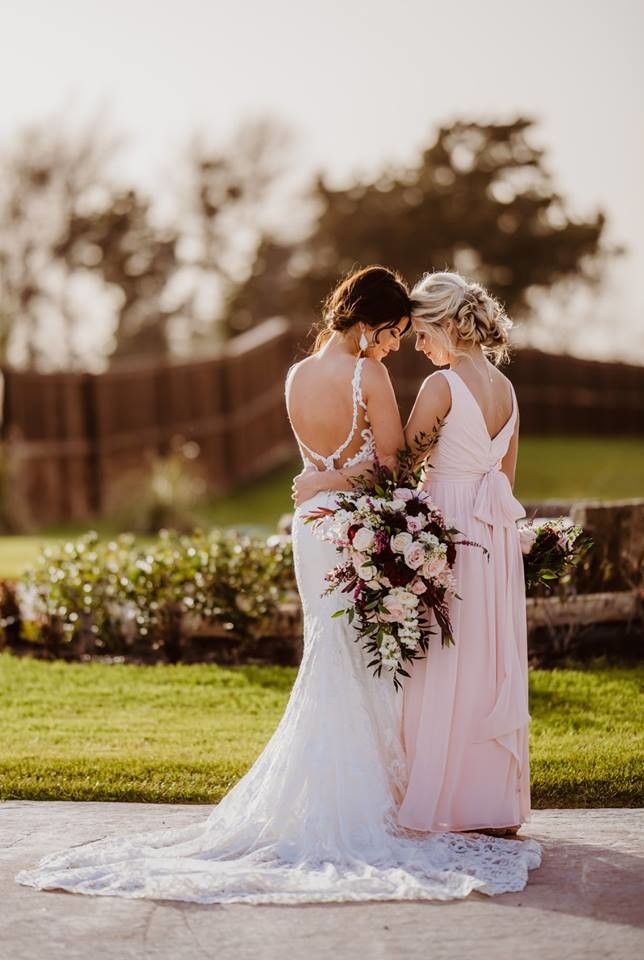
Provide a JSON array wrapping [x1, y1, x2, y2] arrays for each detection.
[[1, 0, 642, 358]]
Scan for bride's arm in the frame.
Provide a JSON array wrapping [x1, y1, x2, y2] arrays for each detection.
[[291, 360, 404, 506], [404, 373, 451, 466]]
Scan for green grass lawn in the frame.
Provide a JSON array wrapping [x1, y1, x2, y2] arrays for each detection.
[[0, 436, 642, 580], [1, 653, 641, 807], [513, 436, 644, 502]]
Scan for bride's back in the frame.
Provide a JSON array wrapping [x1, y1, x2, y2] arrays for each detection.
[[285, 351, 372, 471], [285, 264, 411, 472]]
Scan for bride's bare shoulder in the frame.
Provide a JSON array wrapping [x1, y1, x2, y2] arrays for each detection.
[[361, 357, 396, 399], [285, 356, 314, 393]]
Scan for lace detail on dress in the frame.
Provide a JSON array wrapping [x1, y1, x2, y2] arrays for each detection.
[[342, 426, 376, 470], [289, 358, 375, 472]]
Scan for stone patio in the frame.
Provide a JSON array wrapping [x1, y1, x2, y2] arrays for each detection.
[[1, 802, 642, 960]]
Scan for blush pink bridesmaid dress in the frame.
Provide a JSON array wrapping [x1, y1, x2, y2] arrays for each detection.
[[398, 368, 532, 833]]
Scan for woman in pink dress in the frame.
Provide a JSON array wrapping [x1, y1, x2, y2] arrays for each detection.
[[399, 270, 531, 837]]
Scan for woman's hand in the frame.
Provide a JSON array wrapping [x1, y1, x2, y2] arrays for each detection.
[[291, 468, 332, 507]]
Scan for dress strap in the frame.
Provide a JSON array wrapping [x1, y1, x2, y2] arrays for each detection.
[[353, 356, 368, 413]]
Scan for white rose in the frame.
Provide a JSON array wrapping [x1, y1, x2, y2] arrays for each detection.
[[403, 542, 426, 570], [390, 532, 413, 554], [518, 525, 537, 555], [357, 563, 378, 582], [352, 527, 376, 552], [387, 586, 419, 610], [400, 590, 419, 609]]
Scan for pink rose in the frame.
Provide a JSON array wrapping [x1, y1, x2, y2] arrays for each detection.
[[407, 515, 428, 533], [403, 542, 425, 570], [423, 555, 447, 578], [391, 532, 413, 554], [393, 487, 414, 502], [381, 595, 406, 622], [409, 578, 427, 595]]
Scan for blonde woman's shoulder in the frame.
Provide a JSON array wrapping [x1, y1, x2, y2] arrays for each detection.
[[420, 368, 452, 396]]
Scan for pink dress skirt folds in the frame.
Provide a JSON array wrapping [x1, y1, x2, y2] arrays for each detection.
[[399, 368, 532, 833]]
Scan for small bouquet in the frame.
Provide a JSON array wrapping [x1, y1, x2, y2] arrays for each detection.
[[518, 517, 592, 591], [306, 428, 487, 689]]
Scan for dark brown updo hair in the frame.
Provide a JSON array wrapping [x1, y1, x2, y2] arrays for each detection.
[[312, 265, 411, 353]]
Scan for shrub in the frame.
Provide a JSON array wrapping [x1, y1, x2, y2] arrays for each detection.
[[14, 528, 294, 659]]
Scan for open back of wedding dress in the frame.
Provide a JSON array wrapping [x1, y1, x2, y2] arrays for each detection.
[[16, 357, 541, 903]]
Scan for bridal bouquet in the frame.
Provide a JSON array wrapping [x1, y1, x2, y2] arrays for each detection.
[[518, 517, 592, 591], [306, 431, 486, 689]]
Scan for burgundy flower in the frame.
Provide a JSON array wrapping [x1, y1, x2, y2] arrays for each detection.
[[382, 557, 414, 587], [374, 529, 390, 554]]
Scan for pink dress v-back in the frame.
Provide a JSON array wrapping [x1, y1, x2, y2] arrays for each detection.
[[398, 367, 532, 833]]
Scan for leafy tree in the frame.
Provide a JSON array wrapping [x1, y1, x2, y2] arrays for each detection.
[[225, 118, 613, 334], [0, 116, 290, 368], [0, 118, 119, 368], [177, 118, 292, 344], [59, 188, 180, 362], [0, 117, 180, 369]]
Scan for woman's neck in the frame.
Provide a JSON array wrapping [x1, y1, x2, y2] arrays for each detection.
[[322, 331, 360, 357], [450, 345, 485, 369]]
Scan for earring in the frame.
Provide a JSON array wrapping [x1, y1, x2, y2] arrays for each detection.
[[359, 330, 369, 352]]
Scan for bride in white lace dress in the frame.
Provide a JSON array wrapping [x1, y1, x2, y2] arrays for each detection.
[[16, 266, 541, 904]]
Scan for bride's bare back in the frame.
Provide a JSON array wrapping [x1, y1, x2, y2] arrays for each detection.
[[286, 350, 404, 472]]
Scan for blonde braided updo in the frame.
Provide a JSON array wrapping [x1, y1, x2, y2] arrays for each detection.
[[411, 271, 513, 365]]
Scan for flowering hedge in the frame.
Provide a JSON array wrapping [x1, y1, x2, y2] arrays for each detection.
[[12, 529, 294, 659]]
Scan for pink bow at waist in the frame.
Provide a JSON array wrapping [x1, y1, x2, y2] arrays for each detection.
[[473, 467, 526, 529]]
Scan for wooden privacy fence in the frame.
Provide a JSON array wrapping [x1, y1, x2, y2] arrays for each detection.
[[385, 343, 644, 429], [1, 317, 643, 524], [0, 318, 297, 524]]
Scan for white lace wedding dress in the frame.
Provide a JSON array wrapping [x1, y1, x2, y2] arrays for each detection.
[[16, 358, 541, 903]]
